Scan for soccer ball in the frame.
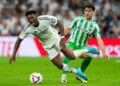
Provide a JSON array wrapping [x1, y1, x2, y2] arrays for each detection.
[[30, 72, 43, 84]]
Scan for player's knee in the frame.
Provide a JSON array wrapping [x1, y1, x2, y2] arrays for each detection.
[[67, 54, 76, 60], [69, 57, 75, 60], [57, 64, 63, 69], [87, 56, 92, 61], [61, 45, 67, 52]]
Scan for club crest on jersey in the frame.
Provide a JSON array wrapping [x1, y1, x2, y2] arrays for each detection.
[[42, 24, 46, 28], [51, 18, 56, 24], [89, 28, 92, 31]]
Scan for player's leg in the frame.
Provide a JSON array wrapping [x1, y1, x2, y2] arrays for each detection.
[[61, 44, 85, 83], [61, 46, 73, 83], [81, 46, 100, 72], [61, 57, 70, 83], [61, 42, 88, 83], [51, 54, 88, 81], [54, 38, 88, 81], [61, 45, 88, 60], [45, 44, 88, 81], [61, 47, 88, 83], [76, 47, 100, 82], [51, 54, 75, 72], [81, 53, 93, 72], [76, 53, 92, 82], [62, 42, 74, 74], [46, 46, 77, 73], [62, 56, 70, 74]]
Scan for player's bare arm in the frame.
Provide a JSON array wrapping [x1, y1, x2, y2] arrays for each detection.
[[64, 27, 71, 35], [97, 37, 110, 61], [56, 20, 65, 48], [9, 37, 23, 64]]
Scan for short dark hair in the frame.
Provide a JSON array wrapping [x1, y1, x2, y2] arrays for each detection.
[[25, 10, 36, 16], [85, 4, 95, 11]]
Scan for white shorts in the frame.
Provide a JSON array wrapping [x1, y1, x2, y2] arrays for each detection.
[[43, 36, 62, 60]]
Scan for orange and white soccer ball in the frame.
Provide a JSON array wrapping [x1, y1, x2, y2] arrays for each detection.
[[30, 72, 43, 84]]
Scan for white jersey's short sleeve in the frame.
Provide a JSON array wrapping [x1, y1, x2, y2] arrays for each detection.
[[19, 24, 29, 39], [38, 15, 57, 26]]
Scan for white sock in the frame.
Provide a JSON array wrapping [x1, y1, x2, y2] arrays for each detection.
[[73, 49, 88, 58], [62, 63, 77, 74], [61, 74, 67, 81]]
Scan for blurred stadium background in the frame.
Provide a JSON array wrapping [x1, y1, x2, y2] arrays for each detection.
[[0, 0, 120, 57], [0, 0, 120, 37], [0, 0, 120, 86]]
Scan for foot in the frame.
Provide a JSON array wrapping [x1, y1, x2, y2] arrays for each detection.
[[85, 46, 100, 54], [76, 67, 88, 81], [76, 75, 88, 83], [61, 74, 67, 83]]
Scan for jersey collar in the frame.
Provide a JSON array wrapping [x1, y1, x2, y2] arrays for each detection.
[[84, 17, 93, 23]]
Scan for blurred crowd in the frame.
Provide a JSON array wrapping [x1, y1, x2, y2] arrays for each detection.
[[0, 0, 120, 37]]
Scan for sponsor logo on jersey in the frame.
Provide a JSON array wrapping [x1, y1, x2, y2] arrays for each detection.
[[77, 26, 93, 34]]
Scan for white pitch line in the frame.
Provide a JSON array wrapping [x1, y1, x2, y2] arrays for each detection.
[[115, 60, 120, 63]]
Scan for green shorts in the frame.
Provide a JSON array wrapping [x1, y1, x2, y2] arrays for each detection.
[[66, 42, 100, 54], [66, 42, 84, 50]]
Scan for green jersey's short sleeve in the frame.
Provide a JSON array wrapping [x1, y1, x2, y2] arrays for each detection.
[[69, 17, 80, 29], [94, 23, 101, 37], [19, 24, 29, 39], [38, 15, 57, 26]]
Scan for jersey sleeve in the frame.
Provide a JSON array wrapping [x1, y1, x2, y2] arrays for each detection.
[[69, 17, 79, 29], [94, 24, 101, 37], [19, 24, 29, 39], [38, 15, 57, 26]]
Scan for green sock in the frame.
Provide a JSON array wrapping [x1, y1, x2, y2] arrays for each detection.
[[62, 56, 70, 74], [81, 56, 92, 72]]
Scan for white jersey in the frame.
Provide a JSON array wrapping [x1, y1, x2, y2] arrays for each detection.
[[19, 15, 60, 48]]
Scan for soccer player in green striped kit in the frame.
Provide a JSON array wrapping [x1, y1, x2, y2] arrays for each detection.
[[61, 4, 109, 83]]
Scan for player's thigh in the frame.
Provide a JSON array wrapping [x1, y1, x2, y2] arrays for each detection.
[[68, 47, 73, 51], [66, 42, 74, 51], [61, 42, 75, 59], [51, 54, 63, 69], [61, 46, 75, 60]]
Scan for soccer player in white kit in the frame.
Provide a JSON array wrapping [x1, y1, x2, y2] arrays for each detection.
[[9, 10, 89, 81]]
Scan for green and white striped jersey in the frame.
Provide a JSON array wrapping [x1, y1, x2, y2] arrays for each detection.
[[68, 16, 100, 46]]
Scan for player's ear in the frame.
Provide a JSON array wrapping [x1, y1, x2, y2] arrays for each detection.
[[92, 11, 95, 15]]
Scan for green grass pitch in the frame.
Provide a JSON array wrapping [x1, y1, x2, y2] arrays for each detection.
[[0, 57, 120, 86]]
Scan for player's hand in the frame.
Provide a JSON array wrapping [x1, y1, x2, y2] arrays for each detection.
[[9, 56, 16, 64], [60, 38, 66, 48], [103, 53, 110, 62]]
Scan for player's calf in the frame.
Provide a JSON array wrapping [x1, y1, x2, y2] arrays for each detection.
[[57, 64, 63, 69]]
